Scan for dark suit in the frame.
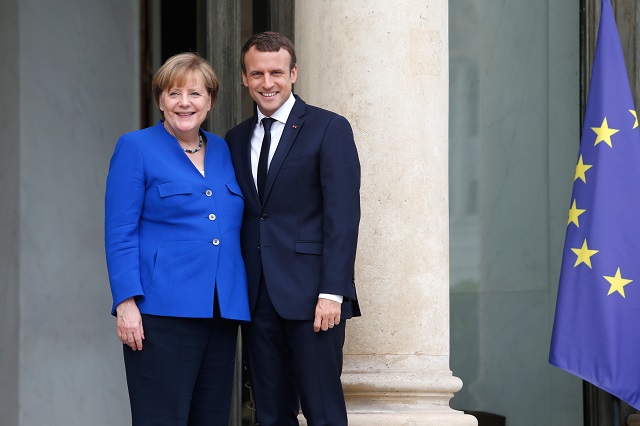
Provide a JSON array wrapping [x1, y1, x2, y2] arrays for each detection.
[[226, 96, 361, 425]]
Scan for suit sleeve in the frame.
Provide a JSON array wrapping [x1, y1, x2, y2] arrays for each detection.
[[319, 115, 361, 298], [104, 135, 146, 315]]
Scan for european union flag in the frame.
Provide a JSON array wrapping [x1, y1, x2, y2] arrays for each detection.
[[550, 0, 640, 409]]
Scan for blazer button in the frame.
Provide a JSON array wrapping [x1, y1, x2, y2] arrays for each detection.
[[257, 245, 261, 250], [208, 213, 217, 221], [260, 213, 268, 221], [205, 189, 213, 197], [212, 238, 220, 246]]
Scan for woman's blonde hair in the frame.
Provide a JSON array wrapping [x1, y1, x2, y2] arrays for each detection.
[[152, 53, 219, 119]]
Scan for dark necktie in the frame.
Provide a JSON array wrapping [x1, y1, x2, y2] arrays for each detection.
[[257, 117, 275, 202]]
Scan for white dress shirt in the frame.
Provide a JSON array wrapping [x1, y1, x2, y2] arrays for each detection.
[[249, 94, 343, 304]]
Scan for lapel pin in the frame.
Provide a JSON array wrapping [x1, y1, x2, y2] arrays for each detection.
[[292, 125, 297, 129]]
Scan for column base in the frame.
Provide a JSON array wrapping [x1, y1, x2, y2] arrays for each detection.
[[339, 354, 477, 426], [298, 411, 477, 425], [299, 412, 476, 426], [349, 412, 475, 426]]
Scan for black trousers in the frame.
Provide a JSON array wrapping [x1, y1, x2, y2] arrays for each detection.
[[123, 313, 239, 426], [243, 280, 348, 426]]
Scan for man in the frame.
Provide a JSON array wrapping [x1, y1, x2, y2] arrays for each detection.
[[225, 31, 361, 426]]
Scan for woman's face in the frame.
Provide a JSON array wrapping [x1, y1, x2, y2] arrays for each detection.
[[159, 73, 211, 140]]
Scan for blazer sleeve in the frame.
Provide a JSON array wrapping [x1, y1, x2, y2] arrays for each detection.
[[319, 114, 361, 297], [104, 135, 146, 315]]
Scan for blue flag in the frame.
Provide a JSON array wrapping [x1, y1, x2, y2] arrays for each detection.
[[550, 0, 640, 409]]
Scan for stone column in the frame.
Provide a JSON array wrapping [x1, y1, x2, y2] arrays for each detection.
[[295, 2, 476, 425]]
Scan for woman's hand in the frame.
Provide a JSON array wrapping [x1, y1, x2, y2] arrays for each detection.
[[116, 297, 145, 351]]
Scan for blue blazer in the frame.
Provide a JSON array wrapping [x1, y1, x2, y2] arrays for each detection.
[[105, 122, 250, 321], [226, 96, 361, 320]]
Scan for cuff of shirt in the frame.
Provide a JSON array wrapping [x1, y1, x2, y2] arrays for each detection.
[[318, 293, 343, 303]]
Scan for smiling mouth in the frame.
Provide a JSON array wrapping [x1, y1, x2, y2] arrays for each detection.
[[260, 92, 277, 97], [176, 112, 196, 116]]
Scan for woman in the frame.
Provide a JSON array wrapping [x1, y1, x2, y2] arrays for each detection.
[[105, 53, 249, 425]]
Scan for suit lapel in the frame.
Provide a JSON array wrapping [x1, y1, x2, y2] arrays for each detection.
[[263, 99, 306, 203], [157, 122, 207, 177]]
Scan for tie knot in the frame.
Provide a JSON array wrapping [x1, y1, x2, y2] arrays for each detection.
[[262, 117, 276, 132]]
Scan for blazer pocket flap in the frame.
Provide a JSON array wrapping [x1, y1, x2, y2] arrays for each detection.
[[225, 182, 244, 199], [295, 241, 323, 255], [282, 155, 312, 169], [158, 181, 194, 197]]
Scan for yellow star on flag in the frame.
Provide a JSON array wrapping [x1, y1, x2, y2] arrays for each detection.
[[567, 199, 586, 227], [630, 110, 639, 129], [604, 267, 633, 298], [571, 239, 599, 268], [574, 155, 592, 183], [592, 117, 620, 147]]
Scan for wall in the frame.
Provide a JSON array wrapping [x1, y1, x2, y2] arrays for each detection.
[[0, 1, 139, 424], [449, 0, 583, 424], [0, 0, 21, 424]]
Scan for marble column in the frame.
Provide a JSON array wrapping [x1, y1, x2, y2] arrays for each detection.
[[295, 2, 476, 425]]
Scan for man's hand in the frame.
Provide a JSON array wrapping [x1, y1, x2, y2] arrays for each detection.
[[313, 298, 342, 332], [116, 297, 145, 351]]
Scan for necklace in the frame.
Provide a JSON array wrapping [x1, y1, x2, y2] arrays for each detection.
[[183, 135, 203, 154]]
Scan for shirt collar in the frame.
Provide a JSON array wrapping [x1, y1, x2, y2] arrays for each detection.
[[257, 93, 296, 125]]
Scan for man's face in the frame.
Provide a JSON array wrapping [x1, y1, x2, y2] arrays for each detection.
[[242, 46, 298, 117]]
